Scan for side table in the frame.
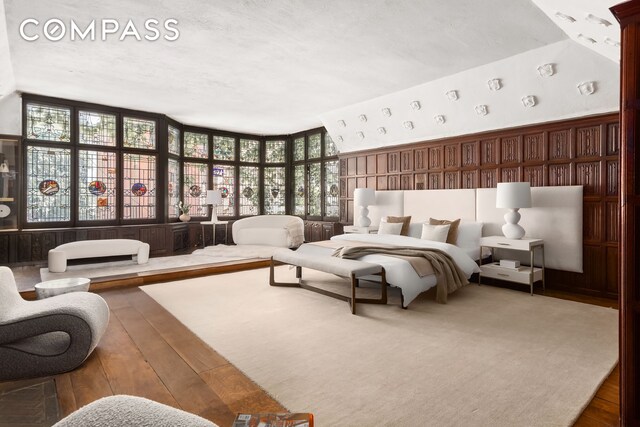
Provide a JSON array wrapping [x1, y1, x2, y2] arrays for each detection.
[[343, 225, 379, 234], [200, 220, 229, 247], [35, 277, 91, 299]]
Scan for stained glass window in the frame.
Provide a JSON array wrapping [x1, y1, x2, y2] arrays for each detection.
[[293, 164, 305, 216], [123, 117, 156, 149], [308, 133, 321, 159], [183, 162, 208, 217], [293, 137, 305, 161], [324, 160, 339, 217], [78, 150, 117, 221], [168, 126, 180, 156], [308, 163, 321, 216], [212, 164, 236, 217], [26, 146, 71, 222], [78, 111, 117, 146], [265, 140, 286, 163], [168, 158, 180, 218], [184, 132, 209, 159], [239, 166, 260, 215], [26, 104, 71, 142], [240, 139, 260, 163], [122, 153, 156, 219], [213, 136, 235, 161], [325, 133, 338, 157], [264, 167, 285, 214]]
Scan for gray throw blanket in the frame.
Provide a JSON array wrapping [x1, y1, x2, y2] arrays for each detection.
[[331, 245, 469, 304]]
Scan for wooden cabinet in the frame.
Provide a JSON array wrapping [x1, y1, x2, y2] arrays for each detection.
[[303, 221, 343, 242]]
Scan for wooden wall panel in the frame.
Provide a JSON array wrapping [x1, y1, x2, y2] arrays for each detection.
[[548, 164, 571, 186], [444, 171, 459, 189], [388, 153, 399, 173], [500, 136, 521, 164], [428, 147, 442, 170], [444, 144, 459, 169], [461, 170, 477, 189], [524, 133, 545, 163], [576, 126, 601, 158], [415, 148, 427, 171], [356, 157, 367, 175], [523, 165, 545, 187], [548, 130, 571, 160], [400, 150, 413, 172], [461, 142, 478, 167], [480, 139, 498, 166], [575, 161, 601, 195], [366, 155, 377, 175]]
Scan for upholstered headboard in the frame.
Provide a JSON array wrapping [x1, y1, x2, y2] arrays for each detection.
[[403, 189, 476, 222]]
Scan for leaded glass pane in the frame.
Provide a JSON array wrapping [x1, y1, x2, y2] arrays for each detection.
[[183, 162, 208, 217], [308, 133, 321, 159], [184, 131, 209, 159], [78, 111, 116, 146], [239, 166, 260, 215], [26, 146, 71, 222], [325, 133, 338, 157], [293, 137, 305, 162], [78, 150, 117, 221], [213, 136, 235, 161], [240, 139, 260, 163], [26, 104, 71, 142], [324, 160, 339, 217], [293, 164, 305, 216], [265, 140, 286, 163], [168, 158, 180, 218], [168, 126, 180, 156], [264, 167, 285, 214], [123, 117, 156, 149], [122, 153, 156, 219], [212, 164, 236, 217], [308, 162, 321, 216]]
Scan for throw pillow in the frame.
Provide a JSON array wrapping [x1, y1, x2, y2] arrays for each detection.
[[429, 217, 461, 244], [421, 224, 451, 242], [378, 221, 403, 235], [386, 215, 412, 236]]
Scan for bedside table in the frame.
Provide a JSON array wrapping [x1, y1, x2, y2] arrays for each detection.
[[479, 236, 545, 295], [343, 225, 379, 234], [200, 220, 229, 247]]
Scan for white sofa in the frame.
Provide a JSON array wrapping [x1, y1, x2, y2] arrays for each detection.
[[232, 215, 304, 248], [48, 239, 150, 273]]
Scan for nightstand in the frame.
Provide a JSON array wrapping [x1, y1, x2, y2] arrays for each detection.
[[479, 236, 545, 295], [343, 225, 379, 234], [200, 220, 229, 247]]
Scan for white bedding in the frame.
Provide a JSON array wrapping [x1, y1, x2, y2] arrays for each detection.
[[330, 233, 480, 307]]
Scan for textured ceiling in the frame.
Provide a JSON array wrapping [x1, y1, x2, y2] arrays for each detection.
[[2, 0, 566, 135]]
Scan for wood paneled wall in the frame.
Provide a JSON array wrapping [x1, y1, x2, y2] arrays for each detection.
[[338, 113, 619, 298]]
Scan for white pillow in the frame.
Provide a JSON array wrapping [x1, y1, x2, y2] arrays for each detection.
[[378, 221, 403, 235], [407, 222, 424, 239], [455, 222, 484, 250], [420, 223, 450, 242]]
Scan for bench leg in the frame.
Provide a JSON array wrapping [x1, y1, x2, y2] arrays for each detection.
[[269, 258, 301, 288], [351, 274, 357, 315]]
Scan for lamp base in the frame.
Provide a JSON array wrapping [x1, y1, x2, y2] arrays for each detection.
[[210, 207, 218, 223], [357, 206, 371, 227], [502, 208, 525, 239]]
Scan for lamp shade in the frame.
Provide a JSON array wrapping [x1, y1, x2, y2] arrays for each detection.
[[496, 182, 532, 209], [353, 188, 375, 207], [205, 190, 223, 205]]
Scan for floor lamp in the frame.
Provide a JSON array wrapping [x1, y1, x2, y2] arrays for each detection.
[[206, 190, 223, 222]]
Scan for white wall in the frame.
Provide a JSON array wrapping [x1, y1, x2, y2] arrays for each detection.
[[0, 91, 21, 135]]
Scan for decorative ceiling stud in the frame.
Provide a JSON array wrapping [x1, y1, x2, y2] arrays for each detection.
[[377, 127, 386, 135], [410, 101, 421, 110], [537, 63, 555, 77], [337, 120, 346, 128], [475, 105, 488, 116], [434, 115, 446, 125], [521, 96, 536, 108], [577, 34, 597, 44], [403, 121, 414, 130], [604, 37, 620, 47], [356, 131, 365, 140], [577, 81, 596, 95], [381, 107, 392, 117], [336, 135, 343, 143], [487, 78, 502, 91], [554, 11, 576, 23], [445, 90, 459, 101], [359, 114, 367, 123], [585, 14, 612, 27]]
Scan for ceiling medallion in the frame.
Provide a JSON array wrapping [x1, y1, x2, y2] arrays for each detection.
[[381, 107, 392, 117], [487, 78, 502, 91], [585, 14, 612, 27], [410, 101, 421, 110], [475, 105, 488, 116], [554, 11, 576, 23], [537, 63, 555, 77], [356, 131, 365, 140], [521, 96, 536, 108], [577, 81, 596, 95], [604, 37, 620, 47], [434, 115, 446, 125], [377, 127, 386, 135], [403, 121, 414, 130], [577, 34, 597, 44], [359, 114, 367, 122], [445, 90, 458, 101], [337, 120, 346, 128]]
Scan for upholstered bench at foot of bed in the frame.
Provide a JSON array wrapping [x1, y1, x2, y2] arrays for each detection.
[[270, 246, 387, 315]]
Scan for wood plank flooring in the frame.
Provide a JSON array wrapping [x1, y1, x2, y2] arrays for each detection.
[[1, 266, 620, 426]]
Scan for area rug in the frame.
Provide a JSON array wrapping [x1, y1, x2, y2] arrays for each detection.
[[141, 267, 618, 427]]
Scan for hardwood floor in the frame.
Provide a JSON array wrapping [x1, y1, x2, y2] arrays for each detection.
[[1, 267, 620, 426]]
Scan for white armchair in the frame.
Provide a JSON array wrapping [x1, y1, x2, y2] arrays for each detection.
[[232, 215, 304, 248]]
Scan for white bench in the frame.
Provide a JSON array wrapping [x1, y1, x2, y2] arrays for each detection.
[[48, 239, 150, 273], [270, 244, 387, 315]]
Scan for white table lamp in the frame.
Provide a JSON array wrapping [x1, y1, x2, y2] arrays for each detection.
[[206, 190, 223, 222], [496, 182, 532, 239], [354, 188, 376, 227]]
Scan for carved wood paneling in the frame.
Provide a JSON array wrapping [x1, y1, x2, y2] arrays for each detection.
[[400, 174, 413, 190], [356, 157, 367, 175], [606, 201, 619, 243], [400, 150, 413, 172], [606, 123, 620, 156], [428, 146, 442, 170], [582, 245, 605, 291], [339, 159, 347, 177], [347, 178, 356, 198], [347, 158, 357, 176], [575, 161, 601, 195], [415, 148, 427, 171], [576, 126, 601, 158], [500, 136, 521, 164], [524, 133, 545, 162], [444, 144, 459, 169], [606, 160, 619, 196], [548, 130, 571, 160], [583, 202, 603, 242], [548, 164, 571, 186], [444, 171, 459, 189], [366, 155, 376, 175], [339, 178, 346, 198], [347, 199, 354, 223], [428, 172, 442, 189], [388, 152, 399, 173], [500, 167, 521, 183], [356, 177, 366, 189], [461, 170, 477, 189], [376, 154, 387, 174], [376, 176, 387, 190], [606, 246, 618, 295], [480, 139, 498, 165], [388, 175, 400, 190], [461, 142, 478, 167], [524, 165, 545, 187], [480, 169, 497, 188], [367, 176, 376, 189], [339, 200, 347, 223], [0, 235, 8, 264], [414, 173, 426, 190]]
